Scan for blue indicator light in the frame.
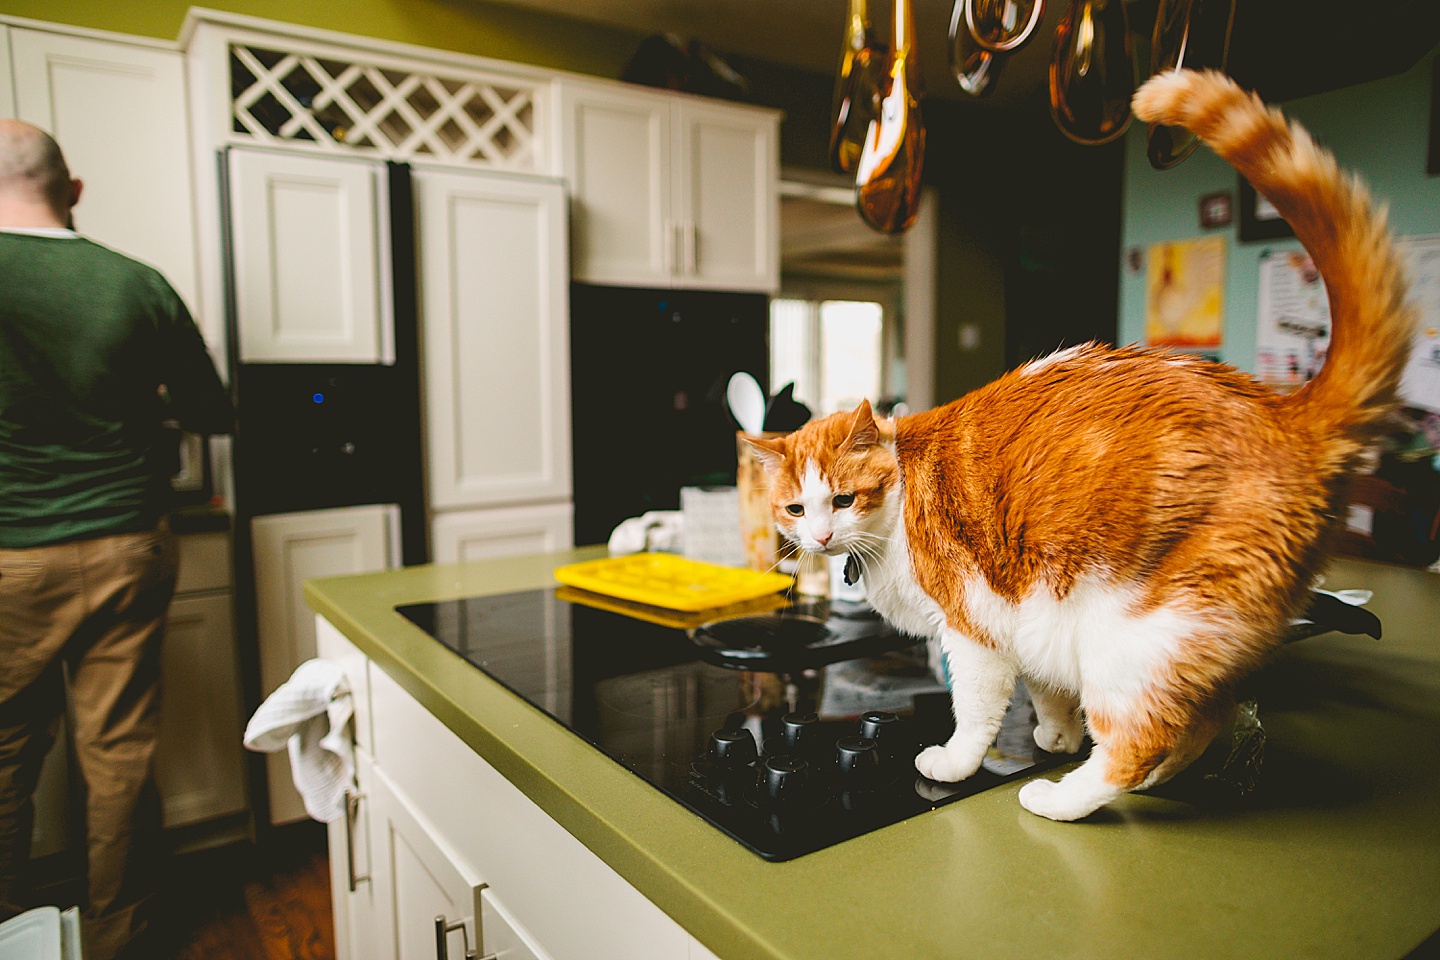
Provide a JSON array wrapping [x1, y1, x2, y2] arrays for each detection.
[[312, 393, 325, 404]]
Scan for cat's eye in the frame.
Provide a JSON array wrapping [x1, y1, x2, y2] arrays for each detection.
[[786, 504, 804, 516], [832, 493, 856, 509]]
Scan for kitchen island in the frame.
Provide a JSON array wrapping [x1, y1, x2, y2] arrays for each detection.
[[306, 548, 1440, 960]]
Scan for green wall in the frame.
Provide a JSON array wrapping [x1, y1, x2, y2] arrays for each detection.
[[1118, 49, 1440, 373], [0, 0, 645, 79]]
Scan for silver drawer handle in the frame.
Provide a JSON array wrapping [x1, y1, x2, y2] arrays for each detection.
[[344, 790, 370, 892], [433, 914, 493, 960]]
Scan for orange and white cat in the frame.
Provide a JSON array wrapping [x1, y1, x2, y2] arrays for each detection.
[[747, 69, 1414, 821]]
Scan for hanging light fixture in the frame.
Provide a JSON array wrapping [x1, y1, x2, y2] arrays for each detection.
[[1145, 0, 1236, 168], [1048, 0, 1135, 145], [966, 0, 1047, 53], [948, 0, 1003, 96], [828, 0, 888, 174], [855, 0, 927, 234]]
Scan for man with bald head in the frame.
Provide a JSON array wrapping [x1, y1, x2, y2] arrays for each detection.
[[0, 120, 233, 960]]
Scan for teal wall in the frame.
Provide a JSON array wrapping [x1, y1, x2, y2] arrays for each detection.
[[1119, 50, 1440, 373]]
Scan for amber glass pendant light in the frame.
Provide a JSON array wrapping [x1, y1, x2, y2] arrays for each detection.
[[829, 0, 888, 174], [948, 0, 1005, 96], [1048, 0, 1135, 145], [1145, 0, 1235, 168], [965, 0, 1046, 53], [856, 0, 926, 233]]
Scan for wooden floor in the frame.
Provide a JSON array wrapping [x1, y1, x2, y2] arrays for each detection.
[[150, 822, 334, 960]]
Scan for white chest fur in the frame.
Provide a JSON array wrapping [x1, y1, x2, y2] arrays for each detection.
[[857, 492, 1198, 713], [857, 495, 948, 641]]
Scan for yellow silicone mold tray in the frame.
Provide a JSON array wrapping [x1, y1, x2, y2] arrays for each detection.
[[552, 553, 793, 612]]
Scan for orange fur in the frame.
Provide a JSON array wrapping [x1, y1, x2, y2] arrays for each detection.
[[747, 70, 1415, 820]]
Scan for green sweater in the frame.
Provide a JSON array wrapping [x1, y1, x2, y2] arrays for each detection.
[[0, 232, 233, 547]]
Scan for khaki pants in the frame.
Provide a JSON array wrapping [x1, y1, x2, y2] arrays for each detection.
[[0, 526, 178, 960]]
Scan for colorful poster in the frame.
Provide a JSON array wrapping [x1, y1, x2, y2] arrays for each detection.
[[1145, 236, 1225, 348]]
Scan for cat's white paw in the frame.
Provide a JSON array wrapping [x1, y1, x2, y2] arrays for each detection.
[[1017, 776, 1111, 822], [915, 744, 982, 783], [1033, 718, 1084, 755]]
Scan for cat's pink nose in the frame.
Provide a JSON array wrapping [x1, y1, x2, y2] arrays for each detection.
[[815, 532, 832, 547]]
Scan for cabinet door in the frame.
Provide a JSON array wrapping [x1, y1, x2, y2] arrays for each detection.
[[156, 592, 246, 828], [327, 750, 378, 960], [415, 169, 570, 510], [229, 149, 391, 363], [252, 504, 396, 824], [560, 82, 672, 287], [9, 29, 200, 310], [367, 763, 485, 960], [672, 101, 779, 293], [431, 503, 573, 564]]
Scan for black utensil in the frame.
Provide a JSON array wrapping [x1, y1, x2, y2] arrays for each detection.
[[762, 382, 812, 432]]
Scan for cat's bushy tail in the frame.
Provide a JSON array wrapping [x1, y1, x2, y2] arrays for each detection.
[[1132, 69, 1414, 465]]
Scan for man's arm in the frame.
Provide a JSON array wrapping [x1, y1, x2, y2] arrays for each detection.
[[159, 293, 235, 436]]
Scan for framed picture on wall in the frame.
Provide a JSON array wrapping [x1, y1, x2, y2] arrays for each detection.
[[1238, 175, 1295, 242]]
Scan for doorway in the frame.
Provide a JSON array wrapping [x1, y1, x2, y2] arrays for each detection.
[[775, 171, 935, 418]]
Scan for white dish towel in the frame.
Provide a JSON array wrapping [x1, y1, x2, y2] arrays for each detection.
[[243, 659, 354, 823]]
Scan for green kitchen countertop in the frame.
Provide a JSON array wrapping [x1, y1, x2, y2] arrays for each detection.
[[306, 549, 1440, 960]]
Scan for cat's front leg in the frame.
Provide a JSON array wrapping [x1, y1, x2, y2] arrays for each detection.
[[1029, 682, 1085, 755], [915, 630, 1016, 782]]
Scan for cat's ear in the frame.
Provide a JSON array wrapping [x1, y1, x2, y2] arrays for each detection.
[[744, 435, 787, 472], [842, 399, 880, 450]]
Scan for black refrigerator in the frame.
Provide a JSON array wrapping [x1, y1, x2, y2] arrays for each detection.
[[569, 283, 769, 547]]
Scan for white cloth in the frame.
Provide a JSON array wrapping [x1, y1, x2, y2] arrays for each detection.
[[607, 510, 684, 555], [243, 659, 354, 823]]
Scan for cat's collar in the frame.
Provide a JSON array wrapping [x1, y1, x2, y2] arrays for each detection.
[[843, 553, 862, 586]]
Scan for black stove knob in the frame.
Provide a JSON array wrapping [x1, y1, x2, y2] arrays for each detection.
[[859, 710, 900, 741], [761, 755, 815, 807], [707, 729, 759, 767], [835, 736, 882, 788], [781, 711, 819, 751]]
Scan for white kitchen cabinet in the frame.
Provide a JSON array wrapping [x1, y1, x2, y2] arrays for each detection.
[[228, 148, 392, 364], [368, 761, 487, 960], [327, 752, 378, 960], [253, 505, 397, 824], [560, 81, 779, 293], [480, 887, 549, 960], [364, 663, 694, 960], [157, 590, 246, 828], [317, 621, 377, 960], [319, 616, 728, 960], [431, 503, 573, 564], [414, 168, 570, 510], [7, 28, 201, 314]]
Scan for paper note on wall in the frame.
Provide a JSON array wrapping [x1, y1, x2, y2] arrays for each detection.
[[1398, 235, 1440, 413], [1256, 249, 1330, 387], [1256, 236, 1440, 410], [1145, 236, 1225, 348]]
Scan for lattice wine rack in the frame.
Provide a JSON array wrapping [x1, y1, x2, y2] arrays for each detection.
[[229, 43, 541, 170]]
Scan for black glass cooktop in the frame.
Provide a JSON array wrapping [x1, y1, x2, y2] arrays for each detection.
[[395, 589, 1071, 861]]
